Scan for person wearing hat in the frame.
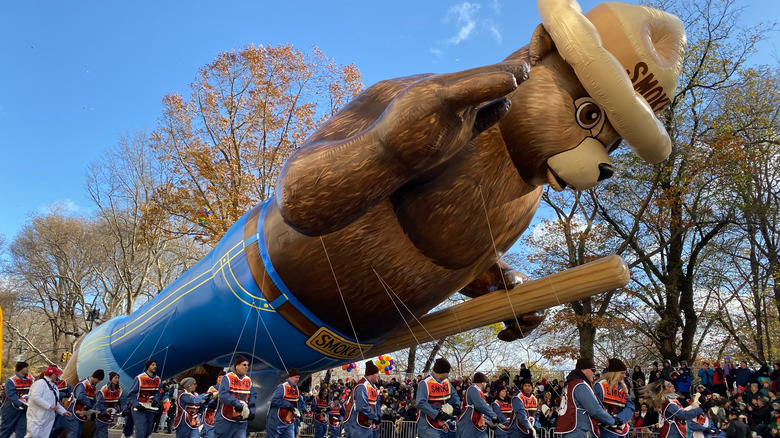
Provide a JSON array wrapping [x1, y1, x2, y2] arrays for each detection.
[[0, 361, 33, 438], [416, 358, 462, 438], [593, 359, 635, 438], [200, 370, 225, 438], [676, 364, 692, 400], [127, 359, 163, 438], [722, 408, 750, 438], [93, 371, 125, 438], [555, 357, 617, 438], [64, 368, 103, 437], [510, 379, 538, 438], [491, 384, 513, 438], [648, 363, 661, 384], [344, 361, 380, 438], [174, 377, 211, 438], [24, 365, 69, 438], [266, 367, 301, 438], [457, 372, 500, 438], [216, 355, 257, 438]]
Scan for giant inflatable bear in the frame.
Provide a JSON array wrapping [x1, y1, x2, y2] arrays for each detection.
[[67, 0, 686, 431]]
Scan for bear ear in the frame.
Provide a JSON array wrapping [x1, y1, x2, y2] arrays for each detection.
[[529, 24, 556, 66]]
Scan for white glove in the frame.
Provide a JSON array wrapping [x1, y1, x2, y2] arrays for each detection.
[[441, 403, 454, 415], [531, 427, 537, 438], [241, 403, 250, 420], [107, 408, 116, 415], [293, 407, 301, 418], [139, 401, 157, 411], [685, 393, 701, 410], [487, 417, 500, 428]]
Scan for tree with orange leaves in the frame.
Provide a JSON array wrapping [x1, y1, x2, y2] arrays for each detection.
[[150, 44, 362, 244]]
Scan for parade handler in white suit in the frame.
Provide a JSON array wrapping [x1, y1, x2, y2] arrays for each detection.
[[25, 365, 72, 438]]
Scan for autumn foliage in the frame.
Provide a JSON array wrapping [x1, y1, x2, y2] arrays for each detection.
[[150, 44, 363, 244]]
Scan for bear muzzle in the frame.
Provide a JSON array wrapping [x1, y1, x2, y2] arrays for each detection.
[[545, 137, 614, 191]]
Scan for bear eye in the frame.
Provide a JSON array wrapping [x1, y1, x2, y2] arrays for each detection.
[[576, 101, 602, 130]]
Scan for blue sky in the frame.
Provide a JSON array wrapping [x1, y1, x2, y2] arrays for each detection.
[[1, 0, 778, 241]]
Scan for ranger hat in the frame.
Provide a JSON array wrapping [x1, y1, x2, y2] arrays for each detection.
[[538, 0, 686, 164]]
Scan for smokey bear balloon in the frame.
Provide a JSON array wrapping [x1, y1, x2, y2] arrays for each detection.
[[71, 0, 685, 412]]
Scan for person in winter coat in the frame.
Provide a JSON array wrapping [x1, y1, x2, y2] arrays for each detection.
[[713, 363, 727, 397], [722, 409, 750, 438], [643, 380, 710, 438], [416, 358, 461, 438], [344, 362, 380, 438], [555, 358, 617, 438], [698, 362, 714, 391], [25, 366, 71, 438], [734, 362, 753, 390], [593, 359, 635, 438], [1, 361, 34, 438], [457, 372, 499, 438], [675, 371, 692, 400]]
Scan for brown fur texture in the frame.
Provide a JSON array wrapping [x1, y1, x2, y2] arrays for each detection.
[[263, 27, 622, 342]]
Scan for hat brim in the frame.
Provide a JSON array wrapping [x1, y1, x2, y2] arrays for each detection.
[[538, 0, 674, 164]]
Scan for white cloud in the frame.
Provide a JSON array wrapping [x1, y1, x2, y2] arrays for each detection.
[[488, 23, 502, 44], [490, 0, 501, 13], [445, 2, 481, 45], [430, 47, 443, 56]]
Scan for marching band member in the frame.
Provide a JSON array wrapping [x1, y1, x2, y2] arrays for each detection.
[[174, 377, 211, 438], [66, 369, 103, 438], [327, 398, 345, 438], [312, 386, 331, 438], [644, 380, 707, 438], [94, 371, 125, 438], [593, 359, 635, 438], [457, 372, 499, 438], [491, 384, 513, 438], [0, 361, 34, 438], [200, 371, 225, 438], [127, 360, 162, 438], [344, 361, 380, 438], [266, 368, 301, 438], [555, 358, 616, 438], [416, 358, 461, 438], [215, 355, 257, 438], [509, 380, 536, 438]]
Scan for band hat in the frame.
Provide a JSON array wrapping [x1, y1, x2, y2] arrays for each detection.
[[432, 358, 451, 374], [538, 0, 686, 164], [607, 358, 627, 372], [180, 377, 196, 389], [575, 357, 596, 370], [365, 360, 379, 376]]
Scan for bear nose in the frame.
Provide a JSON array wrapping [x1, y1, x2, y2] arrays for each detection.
[[597, 163, 614, 181]]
